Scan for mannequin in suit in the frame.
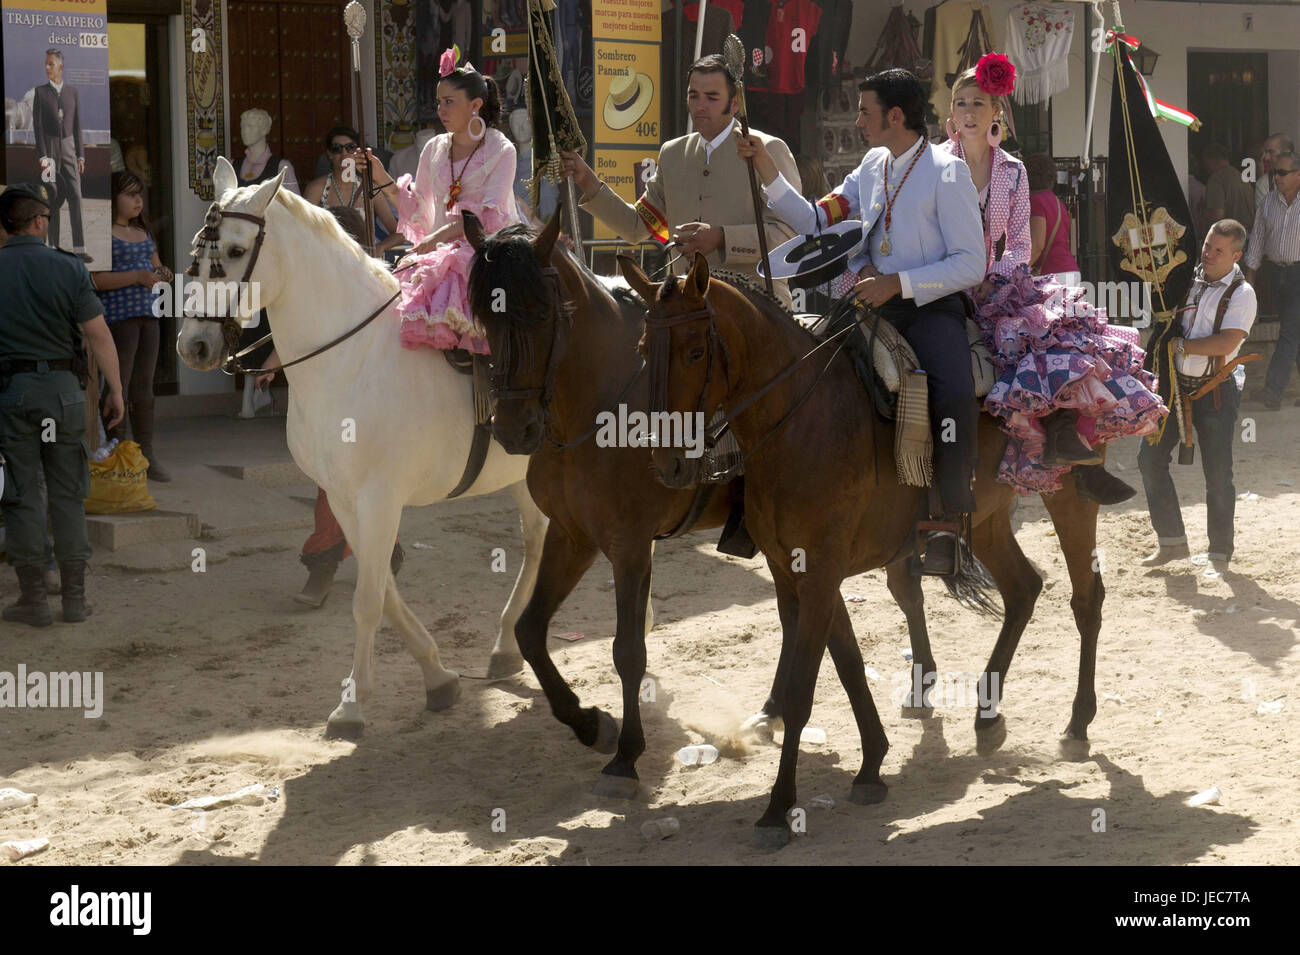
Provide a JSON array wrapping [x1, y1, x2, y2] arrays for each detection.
[[32, 48, 88, 260]]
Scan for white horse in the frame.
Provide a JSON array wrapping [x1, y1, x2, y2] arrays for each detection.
[[176, 156, 546, 736]]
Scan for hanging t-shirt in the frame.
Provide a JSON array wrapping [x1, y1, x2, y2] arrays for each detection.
[[752, 0, 823, 95], [685, 0, 744, 29], [804, 0, 852, 92]]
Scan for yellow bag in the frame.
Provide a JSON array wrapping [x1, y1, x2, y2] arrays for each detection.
[[84, 440, 157, 514]]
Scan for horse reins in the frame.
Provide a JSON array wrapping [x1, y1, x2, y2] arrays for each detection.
[[186, 196, 426, 377], [643, 295, 863, 482], [490, 264, 648, 452]]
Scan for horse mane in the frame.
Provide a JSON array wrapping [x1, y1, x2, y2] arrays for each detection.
[[653, 268, 811, 346], [228, 185, 398, 292]]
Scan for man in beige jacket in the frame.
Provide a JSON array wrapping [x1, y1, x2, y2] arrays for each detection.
[[563, 54, 801, 308]]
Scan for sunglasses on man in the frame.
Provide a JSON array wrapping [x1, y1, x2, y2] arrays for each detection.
[[328, 142, 360, 154], [1274, 167, 1300, 177]]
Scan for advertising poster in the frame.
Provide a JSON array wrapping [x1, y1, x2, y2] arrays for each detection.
[[3, 0, 111, 265], [590, 0, 659, 241]]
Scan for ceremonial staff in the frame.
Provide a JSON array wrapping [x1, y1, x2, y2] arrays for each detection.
[[723, 34, 774, 298], [344, 1, 376, 257]]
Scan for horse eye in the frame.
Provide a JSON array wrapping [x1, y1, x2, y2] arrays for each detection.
[[688, 346, 706, 362], [228, 247, 246, 258]]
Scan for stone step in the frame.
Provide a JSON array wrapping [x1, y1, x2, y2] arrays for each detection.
[[86, 509, 201, 551], [207, 460, 310, 488]]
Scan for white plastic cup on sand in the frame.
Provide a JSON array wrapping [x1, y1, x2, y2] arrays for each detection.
[[640, 817, 680, 841], [800, 727, 827, 744], [1186, 786, 1222, 807], [0, 789, 37, 813], [676, 744, 719, 766]]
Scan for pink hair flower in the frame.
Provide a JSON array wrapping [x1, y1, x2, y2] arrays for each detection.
[[439, 46, 458, 77], [976, 53, 1016, 97]]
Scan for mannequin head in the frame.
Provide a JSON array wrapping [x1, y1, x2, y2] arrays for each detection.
[[240, 108, 273, 150]]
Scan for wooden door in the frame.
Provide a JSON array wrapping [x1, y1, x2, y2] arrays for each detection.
[[226, 0, 354, 188], [1187, 52, 1270, 175]]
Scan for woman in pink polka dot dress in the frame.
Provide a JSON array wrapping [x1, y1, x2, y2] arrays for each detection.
[[942, 56, 1166, 502]]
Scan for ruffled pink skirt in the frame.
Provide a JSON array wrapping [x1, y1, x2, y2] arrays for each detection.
[[396, 238, 490, 354], [978, 267, 1167, 494]]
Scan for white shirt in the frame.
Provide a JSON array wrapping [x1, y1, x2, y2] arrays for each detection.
[[50, 79, 64, 94], [882, 133, 925, 180], [1244, 188, 1300, 269], [1176, 264, 1257, 383], [702, 118, 737, 164]]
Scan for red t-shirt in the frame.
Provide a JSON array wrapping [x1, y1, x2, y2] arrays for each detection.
[[754, 0, 822, 95], [1029, 190, 1080, 275]]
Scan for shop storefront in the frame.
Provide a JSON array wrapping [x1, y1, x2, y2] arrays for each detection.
[[4, 0, 1299, 401]]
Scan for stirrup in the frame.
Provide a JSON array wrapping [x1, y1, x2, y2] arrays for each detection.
[[917, 520, 962, 577]]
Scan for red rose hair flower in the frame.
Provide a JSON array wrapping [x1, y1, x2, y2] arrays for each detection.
[[976, 53, 1016, 97]]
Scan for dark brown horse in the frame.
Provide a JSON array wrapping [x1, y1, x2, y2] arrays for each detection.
[[621, 252, 1107, 848], [464, 211, 748, 797]]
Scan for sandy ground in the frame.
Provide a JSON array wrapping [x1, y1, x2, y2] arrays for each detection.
[[1, 404, 1298, 866]]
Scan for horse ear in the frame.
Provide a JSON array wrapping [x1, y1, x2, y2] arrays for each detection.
[[617, 254, 657, 303], [213, 156, 238, 199], [247, 166, 287, 215], [534, 208, 562, 263], [687, 252, 711, 300], [463, 210, 486, 251]]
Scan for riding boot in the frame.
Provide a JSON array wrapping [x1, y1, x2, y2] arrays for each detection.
[[59, 561, 93, 622], [296, 540, 346, 607], [1072, 463, 1137, 505], [3, 566, 53, 627], [133, 398, 172, 482], [1042, 410, 1103, 467]]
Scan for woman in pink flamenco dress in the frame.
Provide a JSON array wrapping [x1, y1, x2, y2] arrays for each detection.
[[366, 49, 520, 354], [942, 55, 1167, 503]]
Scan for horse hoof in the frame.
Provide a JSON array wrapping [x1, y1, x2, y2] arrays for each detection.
[[325, 719, 364, 740], [740, 712, 783, 744], [753, 824, 792, 850], [592, 710, 620, 754], [425, 674, 461, 712], [1059, 735, 1092, 762], [900, 704, 935, 720], [849, 781, 889, 805], [975, 715, 1007, 755], [591, 773, 639, 799], [486, 651, 524, 681]]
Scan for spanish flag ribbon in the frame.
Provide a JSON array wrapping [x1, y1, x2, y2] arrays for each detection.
[[635, 196, 670, 244], [1104, 31, 1201, 131], [816, 192, 852, 227]]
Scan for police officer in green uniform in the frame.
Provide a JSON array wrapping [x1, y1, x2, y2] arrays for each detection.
[[0, 183, 124, 627]]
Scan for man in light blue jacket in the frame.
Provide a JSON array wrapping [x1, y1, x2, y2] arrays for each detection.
[[737, 68, 986, 574]]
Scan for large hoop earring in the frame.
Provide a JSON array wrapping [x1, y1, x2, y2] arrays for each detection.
[[987, 120, 1002, 148], [946, 117, 959, 140], [468, 111, 486, 142]]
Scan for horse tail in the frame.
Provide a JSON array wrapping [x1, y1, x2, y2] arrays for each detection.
[[943, 539, 1003, 617]]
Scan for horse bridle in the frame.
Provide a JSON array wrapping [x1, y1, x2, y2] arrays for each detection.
[[184, 201, 272, 369], [184, 197, 403, 377], [644, 291, 861, 481], [489, 266, 571, 423]]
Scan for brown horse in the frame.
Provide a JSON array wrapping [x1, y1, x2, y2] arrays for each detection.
[[464, 211, 748, 797], [620, 252, 1107, 848]]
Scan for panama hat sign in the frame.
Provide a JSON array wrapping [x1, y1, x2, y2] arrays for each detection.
[[603, 69, 654, 132]]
